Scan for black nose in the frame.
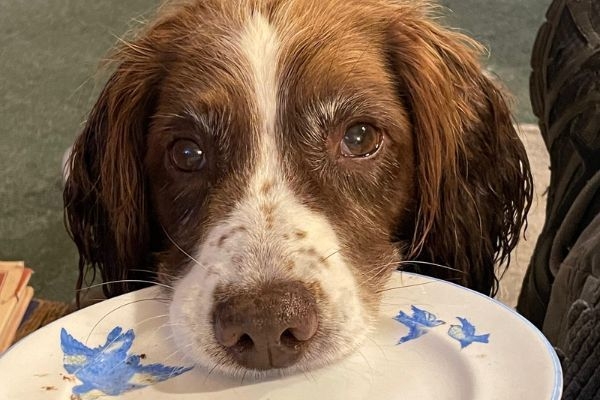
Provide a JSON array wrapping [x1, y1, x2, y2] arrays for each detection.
[[213, 282, 319, 370]]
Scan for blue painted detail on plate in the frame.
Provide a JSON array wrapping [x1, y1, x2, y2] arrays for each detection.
[[448, 317, 490, 348], [60, 326, 193, 396], [393, 305, 445, 344], [392, 272, 562, 399]]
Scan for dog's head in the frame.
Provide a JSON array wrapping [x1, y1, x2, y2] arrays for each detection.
[[65, 0, 532, 375]]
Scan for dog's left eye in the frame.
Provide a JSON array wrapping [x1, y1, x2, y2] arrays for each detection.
[[170, 139, 205, 171], [340, 123, 382, 158]]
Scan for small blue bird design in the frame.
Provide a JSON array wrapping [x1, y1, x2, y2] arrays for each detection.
[[393, 305, 445, 344], [448, 317, 490, 348], [60, 326, 193, 397]]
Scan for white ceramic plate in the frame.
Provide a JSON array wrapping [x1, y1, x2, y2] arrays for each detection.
[[0, 272, 562, 399]]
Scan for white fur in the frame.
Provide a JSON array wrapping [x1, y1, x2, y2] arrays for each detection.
[[169, 13, 369, 375]]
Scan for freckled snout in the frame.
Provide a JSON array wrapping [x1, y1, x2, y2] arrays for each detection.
[[213, 282, 319, 370]]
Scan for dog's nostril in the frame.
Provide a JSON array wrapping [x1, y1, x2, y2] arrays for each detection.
[[235, 333, 254, 350], [279, 329, 305, 349], [280, 329, 298, 347], [214, 319, 245, 348], [287, 316, 318, 342]]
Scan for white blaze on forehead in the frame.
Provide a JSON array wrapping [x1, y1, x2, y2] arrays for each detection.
[[239, 12, 280, 170]]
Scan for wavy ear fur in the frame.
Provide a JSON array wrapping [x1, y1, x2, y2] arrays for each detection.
[[388, 5, 533, 295], [64, 14, 179, 299]]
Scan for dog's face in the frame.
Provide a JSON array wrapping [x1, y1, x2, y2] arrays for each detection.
[[145, 6, 414, 373], [65, 0, 532, 376]]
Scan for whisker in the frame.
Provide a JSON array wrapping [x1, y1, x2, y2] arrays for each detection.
[[397, 260, 466, 274], [129, 268, 179, 280], [76, 279, 174, 293], [86, 297, 170, 343], [205, 354, 228, 383], [340, 46, 370, 92], [102, 314, 178, 378], [161, 225, 207, 270], [131, 314, 170, 330], [354, 258, 467, 292], [322, 248, 340, 262], [375, 280, 440, 294], [163, 343, 192, 367], [353, 259, 400, 289], [70, 309, 166, 377], [298, 364, 316, 383], [362, 334, 388, 359]]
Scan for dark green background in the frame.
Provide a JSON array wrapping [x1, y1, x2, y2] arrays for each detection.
[[0, 0, 549, 301]]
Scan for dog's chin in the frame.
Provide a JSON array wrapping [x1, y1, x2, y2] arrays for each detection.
[[167, 277, 376, 378], [168, 320, 373, 379]]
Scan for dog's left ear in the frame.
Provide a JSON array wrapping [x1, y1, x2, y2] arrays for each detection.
[[387, 6, 533, 295], [64, 8, 184, 299]]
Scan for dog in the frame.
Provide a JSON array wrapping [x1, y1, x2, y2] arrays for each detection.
[[64, 0, 532, 376]]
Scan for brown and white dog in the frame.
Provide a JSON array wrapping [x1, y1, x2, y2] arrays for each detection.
[[64, 0, 532, 376]]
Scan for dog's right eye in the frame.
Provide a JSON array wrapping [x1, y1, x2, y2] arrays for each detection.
[[170, 139, 205, 171], [340, 123, 382, 158]]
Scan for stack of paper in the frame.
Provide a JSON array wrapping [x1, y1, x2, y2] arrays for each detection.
[[0, 261, 34, 352]]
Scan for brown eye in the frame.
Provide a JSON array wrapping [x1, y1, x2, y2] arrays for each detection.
[[170, 139, 205, 171], [340, 123, 382, 158]]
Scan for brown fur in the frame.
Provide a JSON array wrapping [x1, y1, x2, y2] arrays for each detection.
[[65, 0, 532, 303]]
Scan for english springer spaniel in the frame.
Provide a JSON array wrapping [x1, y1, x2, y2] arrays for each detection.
[[64, 0, 532, 376]]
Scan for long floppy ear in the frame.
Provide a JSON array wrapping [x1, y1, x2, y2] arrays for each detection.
[[64, 20, 173, 299], [388, 6, 533, 295]]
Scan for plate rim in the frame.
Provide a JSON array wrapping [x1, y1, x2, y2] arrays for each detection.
[[1, 272, 563, 400], [395, 271, 563, 400]]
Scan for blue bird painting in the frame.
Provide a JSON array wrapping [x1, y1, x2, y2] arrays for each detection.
[[393, 305, 445, 344], [448, 317, 490, 348], [60, 326, 193, 397]]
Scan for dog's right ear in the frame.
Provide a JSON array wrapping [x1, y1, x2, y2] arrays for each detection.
[[64, 14, 177, 299]]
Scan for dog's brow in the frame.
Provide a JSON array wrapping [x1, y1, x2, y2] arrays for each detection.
[[183, 109, 211, 131]]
